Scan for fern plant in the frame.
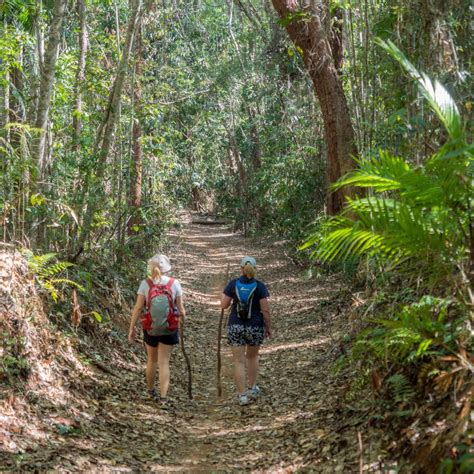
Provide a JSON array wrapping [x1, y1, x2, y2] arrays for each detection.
[[352, 296, 460, 366], [387, 374, 415, 404], [302, 40, 472, 293], [23, 250, 84, 302]]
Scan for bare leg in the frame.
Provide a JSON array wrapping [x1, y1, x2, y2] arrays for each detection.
[[231, 346, 246, 395], [158, 343, 173, 397], [246, 345, 260, 388], [145, 344, 159, 390]]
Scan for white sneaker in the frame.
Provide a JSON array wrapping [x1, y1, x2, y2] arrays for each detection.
[[239, 394, 249, 406], [247, 385, 261, 399]]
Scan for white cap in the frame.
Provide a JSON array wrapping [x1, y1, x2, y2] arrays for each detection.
[[149, 254, 171, 273], [240, 256, 256, 268]]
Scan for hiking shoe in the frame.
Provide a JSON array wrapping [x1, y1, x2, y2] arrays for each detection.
[[148, 388, 160, 402], [247, 385, 261, 400], [159, 397, 174, 410], [239, 394, 249, 406]]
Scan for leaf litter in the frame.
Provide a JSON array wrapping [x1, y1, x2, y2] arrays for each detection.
[[0, 219, 423, 472]]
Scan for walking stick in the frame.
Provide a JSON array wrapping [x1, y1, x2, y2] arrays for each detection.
[[217, 307, 225, 397], [179, 321, 193, 400], [217, 264, 230, 397]]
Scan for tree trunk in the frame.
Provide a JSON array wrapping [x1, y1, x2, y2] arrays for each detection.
[[72, 0, 88, 152], [35, 1, 45, 72], [128, 21, 143, 234], [330, 5, 344, 73], [271, 0, 357, 214], [32, 0, 67, 177], [0, 71, 9, 144], [247, 106, 262, 172], [77, 0, 144, 251], [226, 126, 249, 235], [0, 19, 9, 143], [9, 58, 24, 152]]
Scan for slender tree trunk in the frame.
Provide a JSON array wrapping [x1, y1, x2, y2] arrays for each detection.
[[72, 0, 88, 151], [9, 57, 24, 152], [226, 125, 248, 234], [0, 20, 9, 143], [247, 106, 266, 229], [32, 0, 67, 177], [35, 1, 45, 72], [128, 21, 143, 234], [0, 73, 9, 144], [77, 0, 144, 251], [271, 0, 358, 214], [247, 107, 262, 172]]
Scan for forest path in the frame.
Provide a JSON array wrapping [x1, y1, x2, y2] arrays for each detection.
[[1, 217, 373, 472], [154, 217, 363, 472]]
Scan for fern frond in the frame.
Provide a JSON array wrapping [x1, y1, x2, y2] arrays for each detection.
[[26, 252, 57, 272], [37, 261, 73, 278], [42, 281, 59, 303], [417, 362, 440, 388], [387, 374, 415, 403], [48, 278, 85, 292]]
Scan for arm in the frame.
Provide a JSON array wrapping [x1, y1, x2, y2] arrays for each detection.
[[128, 294, 145, 342], [260, 297, 272, 337], [221, 293, 232, 310], [176, 295, 186, 322]]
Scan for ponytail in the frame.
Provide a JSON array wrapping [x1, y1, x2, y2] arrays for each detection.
[[151, 266, 161, 280], [148, 255, 162, 280], [242, 262, 256, 279]]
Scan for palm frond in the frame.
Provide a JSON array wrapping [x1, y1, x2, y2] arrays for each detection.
[[376, 39, 462, 140], [332, 151, 411, 192]]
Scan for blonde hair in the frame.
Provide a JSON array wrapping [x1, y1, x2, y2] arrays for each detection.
[[148, 255, 162, 280], [242, 262, 256, 279]]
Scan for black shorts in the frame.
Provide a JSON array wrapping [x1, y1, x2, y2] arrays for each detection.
[[143, 330, 179, 347]]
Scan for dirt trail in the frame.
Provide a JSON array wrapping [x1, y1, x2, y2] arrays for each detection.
[[2, 218, 376, 472], [159, 219, 359, 472]]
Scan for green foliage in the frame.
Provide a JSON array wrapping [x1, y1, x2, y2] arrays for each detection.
[[353, 297, 451, 365], [440, 446, 474, 474], [277, 11, 312, 28], [303, 46, 472, 290], [0, 334, 30, 380], [377, 40, 463, 140], [24, 250, 84, 302], [0, 353, 30, 378], [386, 374, 415, 404]]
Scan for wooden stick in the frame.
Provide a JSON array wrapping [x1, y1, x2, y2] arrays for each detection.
[[217, 307, 225, 397], [217, 263, 230, 397], [357, 431, 364, 473], [179, 322, 193, 400]]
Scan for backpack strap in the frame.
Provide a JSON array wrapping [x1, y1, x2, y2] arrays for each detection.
[[145, 278, 157, 310], [165, 277, 175, 290], [235, 281, 241, 302]]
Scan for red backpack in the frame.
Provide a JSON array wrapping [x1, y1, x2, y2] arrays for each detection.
[[140, 278, 179, 335]]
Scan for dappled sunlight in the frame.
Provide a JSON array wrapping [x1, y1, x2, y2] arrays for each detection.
[[1, 214, 348, 471], [261, 337, 329, 355]]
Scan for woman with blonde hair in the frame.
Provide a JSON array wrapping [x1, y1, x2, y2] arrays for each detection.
[[128, 254, 185, 405], [221, 256, 272, 406]]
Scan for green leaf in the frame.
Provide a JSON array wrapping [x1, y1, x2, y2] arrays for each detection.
[[30, 193, 45, 206], [91, 311, 103, 323]]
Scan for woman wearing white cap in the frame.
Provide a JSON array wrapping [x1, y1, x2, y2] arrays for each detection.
[[221, 256, 272, 406], [128, 254, 185, 405]]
